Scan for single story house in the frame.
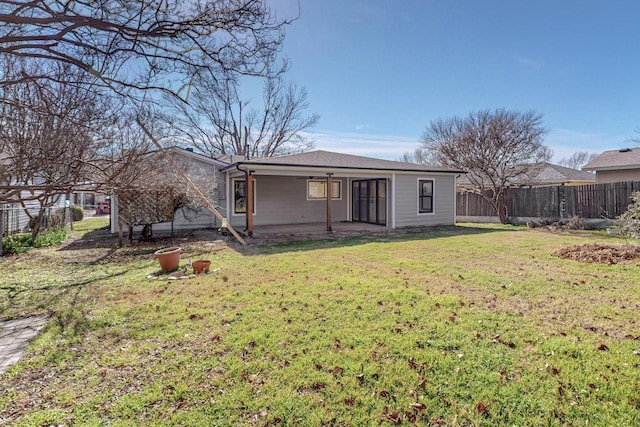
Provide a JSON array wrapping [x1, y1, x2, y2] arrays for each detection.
[[582, 147, 640, 183], [111, 149, 465, 238], [457, 162, 595, 190]]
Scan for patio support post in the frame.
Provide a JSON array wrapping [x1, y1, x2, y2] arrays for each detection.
[[247, 171, 253, 237], [326, 173, 333, 232]]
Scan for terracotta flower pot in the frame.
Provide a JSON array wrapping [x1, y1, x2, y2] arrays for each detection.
[[154, 247, 181, 272], [192, 259, 211, 274]]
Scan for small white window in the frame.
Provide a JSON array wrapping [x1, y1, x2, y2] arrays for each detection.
[[418, 179, 434, 214]]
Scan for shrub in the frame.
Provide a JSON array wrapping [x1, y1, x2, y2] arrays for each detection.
[[2, 234, 33, 255], [2, 228, 69, 255], [619, 192, 640, 240], [69, 205, 84, 222], [32, 227, 69, 248]]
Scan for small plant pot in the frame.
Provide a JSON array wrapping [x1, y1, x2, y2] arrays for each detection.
[[154, 247, 181, 272], [192, 259, 211, 274]]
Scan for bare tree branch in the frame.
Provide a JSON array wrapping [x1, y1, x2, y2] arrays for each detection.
[[0, 0, 291, 100], [165, 70, 319, 157], [558, 151, 598, 170]]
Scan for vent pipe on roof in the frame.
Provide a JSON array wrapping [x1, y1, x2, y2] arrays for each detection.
[[244, 124, 250, 160]]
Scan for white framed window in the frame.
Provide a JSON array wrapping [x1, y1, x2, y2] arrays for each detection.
[[307, 179, 342, 200], [418, 178, 434, 214], [232, 178, 256, 215]]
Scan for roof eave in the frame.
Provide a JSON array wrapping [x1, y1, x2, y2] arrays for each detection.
[[226, 161, 464, 175], [583, 164, 640, 172]]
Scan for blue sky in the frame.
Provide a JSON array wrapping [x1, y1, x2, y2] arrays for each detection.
[[266, 0, 640, 162]]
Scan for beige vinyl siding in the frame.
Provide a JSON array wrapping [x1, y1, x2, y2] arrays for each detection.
[[393, 174, 456, 227], [229, 176, 348, 227], [595, 169, 640, 183]]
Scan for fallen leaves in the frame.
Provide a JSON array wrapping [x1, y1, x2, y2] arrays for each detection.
[[409, 402, 426, 411], [476, 402, 488, 415], [554, 243, 640, 265]]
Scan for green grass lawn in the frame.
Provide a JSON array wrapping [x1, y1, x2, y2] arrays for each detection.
[[1, 219, 639, 426]]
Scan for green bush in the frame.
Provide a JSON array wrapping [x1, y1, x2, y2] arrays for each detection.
[[33, 227, 69, 248], [69, 205, 84, 222], [2, 234, 33, 255], [2, 228, 69, 255]]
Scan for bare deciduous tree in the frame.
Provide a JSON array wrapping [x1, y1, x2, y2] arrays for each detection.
[[398, 147, 431, 164], [1, 62, 105, 230], [166, 71, 319, 157], [0, 59, 158, 236], [558, 151, 598, 170], [420, 109, 550, 224], [0, 0, 290, 100], [0, 1, 293, 240]]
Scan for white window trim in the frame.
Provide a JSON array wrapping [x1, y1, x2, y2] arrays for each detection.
[[417, 177, 435, 215], [231, 177, 256, 216], [306, 179, 343, 201]]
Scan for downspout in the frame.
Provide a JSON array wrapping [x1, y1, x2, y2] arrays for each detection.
[[391, 173, 396, 229], [454, 175, 460, 225]]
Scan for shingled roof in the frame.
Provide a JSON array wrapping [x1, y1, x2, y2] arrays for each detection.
[[457, 162, 594, 187], [224, 150, 464, 174], [583, 147, 640, 171], [518, 162, 595, 185]]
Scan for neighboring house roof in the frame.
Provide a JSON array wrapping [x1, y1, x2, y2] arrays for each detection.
[[582, 147, 640, 171], [222, 150, 465, 174], [511, 162, 595, 186], [457, 162, 595, 187]]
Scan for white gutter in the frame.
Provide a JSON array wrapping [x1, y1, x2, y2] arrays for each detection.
[[454, 175, 458, 224], [391, 173, 396, 229], [346, 177, 351, 221]]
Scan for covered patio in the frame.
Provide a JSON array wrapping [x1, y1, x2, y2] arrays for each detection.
[[242, 221, 389, 244]]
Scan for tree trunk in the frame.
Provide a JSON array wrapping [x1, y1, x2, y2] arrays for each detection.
[[495, 190, 509, 224]]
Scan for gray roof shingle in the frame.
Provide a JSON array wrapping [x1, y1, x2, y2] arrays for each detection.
[[583, 147, 640, 171], [521, 162, 595, 185], [227, 150, 464, 174]]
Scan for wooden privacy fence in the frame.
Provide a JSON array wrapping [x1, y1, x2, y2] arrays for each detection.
[[457, 181, 640, 219]]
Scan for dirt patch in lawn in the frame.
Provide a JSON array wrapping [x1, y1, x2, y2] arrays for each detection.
[[554, 243, 640, 265]]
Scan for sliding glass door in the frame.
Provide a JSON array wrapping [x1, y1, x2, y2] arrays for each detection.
[[352, 179, 386, 225]]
